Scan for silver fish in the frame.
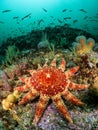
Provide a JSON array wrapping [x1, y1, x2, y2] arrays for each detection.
[[42, 8, 47, 12], [79, 9, 87, 13], [2, 10, 11, 13], [0, 21, 4, 24], [73, 20, 78, 23], [22, 13, 32, 20], [62, 9, 67, 12]]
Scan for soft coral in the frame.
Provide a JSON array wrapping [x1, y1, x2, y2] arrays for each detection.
[[74, 35, 95, 55]]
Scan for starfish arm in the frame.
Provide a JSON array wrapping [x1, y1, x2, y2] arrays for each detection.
[[58, 58, 66, 72], [19, 76, 31, 83], [65, 66, 79, 78], [43, 60, 48, 67], [62, 90, 85, 106], [69, 81, 89, 90], [14, 84, 30, 92], [33, 94, 49, 125], [38, 64, 42, 69], [50, 58, 56, 67], [27, 69, 36, 76], [52, 94, 73, 124], [18, 89, 38, 105]]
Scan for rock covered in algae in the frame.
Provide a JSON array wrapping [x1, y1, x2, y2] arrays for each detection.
[[89, 76, 98, 97], [7, 102, 97, 130]]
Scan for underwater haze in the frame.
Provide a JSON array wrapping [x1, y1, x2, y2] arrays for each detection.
[[0, 1, 98, 130], [0, 0, 98, 45]]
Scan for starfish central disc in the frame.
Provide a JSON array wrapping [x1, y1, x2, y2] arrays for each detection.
[[32, 67, 68, 96]]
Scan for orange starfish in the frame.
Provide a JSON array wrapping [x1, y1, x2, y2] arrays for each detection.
[[14, 58, 89, 125]]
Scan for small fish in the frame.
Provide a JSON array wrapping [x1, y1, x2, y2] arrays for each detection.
[[38, 19, 44, 25], [62, 9, 67, 12], [21, 13, 32, 20], [64, 17, 71, 20], [73, 20, 78, 23], [0, 21, 4, 24], [57, 19, 62, 23], [33, 21, 36, 24], [83, 24, 88, 29], [13, 16, 19, 19], [89, 20, 98, 22], [16, 21, 20, 24], [42, 8, 47, 12], [49, 22, 55, 25], [64, 23, 71, 27], [79, 9, 87, 13], [69, 10, 72, 12], [50, 16, 54, 18], [2, 10, 11, 13], [84, 24, 87, 26], [88, 16, 92, 19], [94, 16, 98, 18], [93, 27, 98, 30], [83, 16, 88, 19]]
